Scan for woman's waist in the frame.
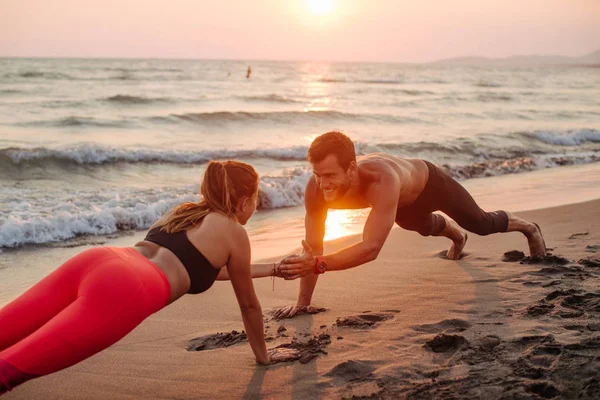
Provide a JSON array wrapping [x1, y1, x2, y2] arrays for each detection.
[[132, 242, 191, 301]]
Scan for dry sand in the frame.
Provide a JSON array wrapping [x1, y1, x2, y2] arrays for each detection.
[[3, 199, 600, 399]]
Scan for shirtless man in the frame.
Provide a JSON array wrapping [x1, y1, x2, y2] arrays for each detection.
[[275, 131, 546, 318]]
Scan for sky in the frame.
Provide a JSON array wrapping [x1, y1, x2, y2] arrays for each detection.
[[1, 0, 599, 62]]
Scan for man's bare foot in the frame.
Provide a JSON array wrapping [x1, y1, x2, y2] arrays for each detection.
[[440, 218, 468, 260], [526, 222, 546, 256], [505, 212, 547, 257], [447, 231, 468, 260]]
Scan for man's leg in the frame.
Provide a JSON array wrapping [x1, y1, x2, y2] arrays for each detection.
[[434, 174, 546, 257], [395, 211, 468, 260]]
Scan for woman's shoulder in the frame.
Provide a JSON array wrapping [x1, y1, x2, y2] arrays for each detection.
[[200, 212, 247, 237]]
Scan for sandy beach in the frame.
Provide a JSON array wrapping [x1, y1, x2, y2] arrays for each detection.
[[3, 177, 599, 399]]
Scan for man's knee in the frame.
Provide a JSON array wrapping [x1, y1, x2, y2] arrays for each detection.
[[410, 215, 445, 237]]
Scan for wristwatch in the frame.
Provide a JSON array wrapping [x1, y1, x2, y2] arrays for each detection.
[[314, 256, 327, 274]]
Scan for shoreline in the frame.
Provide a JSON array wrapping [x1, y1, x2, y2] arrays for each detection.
[[2, 161, 600, 307]]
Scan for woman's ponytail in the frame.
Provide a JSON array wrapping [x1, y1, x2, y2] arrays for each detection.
[[160, 160, 258, 233]]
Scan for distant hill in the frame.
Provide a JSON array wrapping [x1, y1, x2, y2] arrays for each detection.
[[432, 49, 600, 67]]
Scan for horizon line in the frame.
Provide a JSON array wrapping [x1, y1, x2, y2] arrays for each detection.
[[0, 47, 598, 65]]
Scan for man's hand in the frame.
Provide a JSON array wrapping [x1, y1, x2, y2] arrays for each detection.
[[268, 304, 326, 320], [280, 240, 315, 280]]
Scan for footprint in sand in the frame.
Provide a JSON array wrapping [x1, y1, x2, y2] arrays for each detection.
[[524, 289, 600, 320], [580, 377, 600, 399], [585, 244, 600, 253], [475, 335, 502, 352], [411, 319, 471, 334], [578, 256, 600, 268], [542, 280, 562, 287], [510, 335, 560, 380], [521, 254, 572, 265], [424, 334, 469, 353], [324, 359, 378, 380], [563, 324, 588, 332], [501, 334, 600, 398], [588, 322, 600, 331], [526, 281, 546, 287], [532, 265, 575, 276], [560, 292, 600, 312], [503, 250, 525, 262], [187, 330, 248, 351], [526, 303, 555, 317], [568, 232, 589, 239], [274, 333, 331, 364], [525, 382, 560, 398], [335, 313, 394, 328]]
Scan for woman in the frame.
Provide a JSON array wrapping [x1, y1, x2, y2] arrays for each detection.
[[0, 160, 297, 395]]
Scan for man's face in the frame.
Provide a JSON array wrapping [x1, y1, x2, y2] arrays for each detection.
[[311, 154, 353, 203]]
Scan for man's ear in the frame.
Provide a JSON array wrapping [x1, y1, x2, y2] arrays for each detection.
[[348, 160, 357, 176]]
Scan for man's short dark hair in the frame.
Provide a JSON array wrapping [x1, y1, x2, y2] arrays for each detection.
[[307, 131, 356, 170]]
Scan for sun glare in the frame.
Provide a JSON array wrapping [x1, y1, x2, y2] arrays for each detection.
[[305, 0, 336, 16], [323, 209, 368, 241]]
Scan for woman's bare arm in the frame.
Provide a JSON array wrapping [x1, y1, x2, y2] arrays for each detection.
[[225, 226, 269, 364], [216, 262, 278, 281]]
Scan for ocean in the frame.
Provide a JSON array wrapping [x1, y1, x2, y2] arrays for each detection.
[[1, 57, 599, 254]]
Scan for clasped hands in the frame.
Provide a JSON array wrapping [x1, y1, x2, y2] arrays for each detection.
[[273, 240, 316, 280]]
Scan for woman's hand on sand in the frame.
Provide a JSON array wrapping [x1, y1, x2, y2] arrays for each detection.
[[270, 304, 324, 319], [279, 241, 315, 280], [271, 304, 303, 319], [267, 348, 300, 364]]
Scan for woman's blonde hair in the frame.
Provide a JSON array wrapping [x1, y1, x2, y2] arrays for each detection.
[[160, 160, 259, 233]]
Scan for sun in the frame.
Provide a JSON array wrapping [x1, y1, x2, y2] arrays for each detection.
[[305, 0, 336, 16]]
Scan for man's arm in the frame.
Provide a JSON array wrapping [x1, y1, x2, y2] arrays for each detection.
[[268, 177, 327, 320], [282, 173, 400, 278]]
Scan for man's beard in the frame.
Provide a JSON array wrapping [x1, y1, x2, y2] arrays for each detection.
[[324, 180, 351, 203]]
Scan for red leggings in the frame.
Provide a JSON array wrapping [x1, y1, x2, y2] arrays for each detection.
[[0, 247, 171, 394]]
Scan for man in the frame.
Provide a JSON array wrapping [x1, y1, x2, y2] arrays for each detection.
[[275, 131, 546, 318]]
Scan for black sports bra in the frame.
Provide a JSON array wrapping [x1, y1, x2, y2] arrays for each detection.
[[144, 226, 219, 294]]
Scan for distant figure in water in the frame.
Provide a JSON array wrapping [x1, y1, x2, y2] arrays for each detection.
[[0, 160, 297, 395], [273, 131, 547, 318], [246, 65, 252, 79]]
